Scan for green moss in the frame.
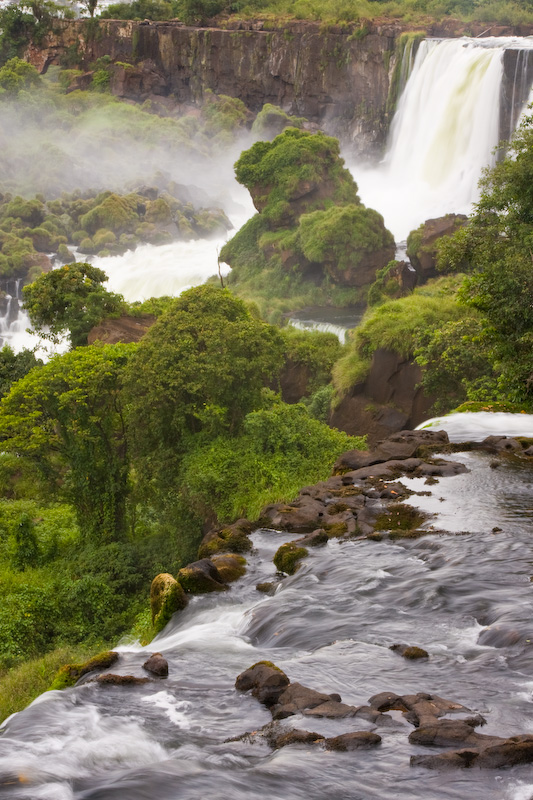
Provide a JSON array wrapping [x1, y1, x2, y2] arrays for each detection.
[[80, 193, 139, 235], [211, 554, 247, 582], [299, 203, 393, 273], [273, 542, 308, 575], [177, 566, 227, 594], [198, 526, 253, 558], [323, 520, 348, 537], [150, 573, 188, 633], [374, 503, 427, 534], [251, 103, 306, 139], [49, 650, 118, 690]]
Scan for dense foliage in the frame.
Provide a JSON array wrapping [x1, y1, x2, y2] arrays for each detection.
[[417, 116, 533, 410], [23, 263, 124, 347]]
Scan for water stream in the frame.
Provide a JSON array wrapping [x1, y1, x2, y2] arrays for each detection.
[[1, 422, 533, 798]]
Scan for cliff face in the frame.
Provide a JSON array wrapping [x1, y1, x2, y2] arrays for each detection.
[[25, 19, 533, 158], [25, 20, 401, 158]]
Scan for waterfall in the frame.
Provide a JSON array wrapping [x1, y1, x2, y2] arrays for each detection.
[[354, 36, 533, 241]]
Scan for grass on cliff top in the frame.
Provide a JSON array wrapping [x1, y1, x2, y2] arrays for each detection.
[[100, 0, 533, 27], [332, 276, 464, 399]]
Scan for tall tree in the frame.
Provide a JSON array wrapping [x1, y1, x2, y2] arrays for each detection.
[[0, 344, 135, 541]]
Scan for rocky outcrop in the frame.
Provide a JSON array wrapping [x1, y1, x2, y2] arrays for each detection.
[[330, 348, 435, 444], [88, 314, 156, 345], [406, 214, 468, 282]]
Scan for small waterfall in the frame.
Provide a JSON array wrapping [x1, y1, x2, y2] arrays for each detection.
[[354, 37, 533, 241], [287, 319, 348, 343], [0, 279, 33, 351]]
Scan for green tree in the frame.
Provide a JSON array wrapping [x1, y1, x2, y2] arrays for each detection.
[[437, 114, 533, 405], [125, 284, 284, 496], [0, 344, 135, 541], [0, 57, 40, 92], [0, 345, 42, 399], [23, 262, 125, 348]]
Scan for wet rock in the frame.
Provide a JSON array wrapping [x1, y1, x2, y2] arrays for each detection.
[[302, 700, 359, 718], [479, 435, 522, 453], [523, 445, 533, 457], [368, 691, 409, 713], [260, 497, 326, 533], [414, 460, 468, 478], [198, 519, 253, 559], [408, 719, 499, 748], [390, 644, 429, 660], [150, 573, 188, 633], [210, 553, 247, 583], [476, 735, 533, 768], [411, 749, 479, 770], [96, 674, 152, 685], [325, 732, 382, 751], [294, 529, 329, 547], [273, 542, 308, 575], [177, 559, 228, 593], [143, 653, 168, 677], [266, 727, 325, 748], [235, 661, 290, 707], [256, 581, 278, 594], [272, 682, 334, 718], [478, 626, 523, 647]]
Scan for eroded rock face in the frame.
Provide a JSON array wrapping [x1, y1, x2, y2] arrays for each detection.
[[88, 314, 156, 345], [406, 214, 468, 283], [330, 349, 436, 444]]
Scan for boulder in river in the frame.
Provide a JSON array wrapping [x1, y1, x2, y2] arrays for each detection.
[[177, 559, 228, 593], [150, 573, 188, 633], [143, 653, 169, 677]]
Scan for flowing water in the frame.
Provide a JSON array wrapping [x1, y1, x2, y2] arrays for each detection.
[[354, 36, 533, 240], [1, 417, 533, 798]]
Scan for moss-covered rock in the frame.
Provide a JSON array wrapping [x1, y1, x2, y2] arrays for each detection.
[[80, 193, 140, 235], [374, 503, 427, 535], [252, 103, 307, 140], [49, 650, 119, 690], [197, 519, 253, 559], [210, 553, 247, 582], [150, 572, 188, 634], [273, 542, 308, 575], [177, 558, 228, 594]]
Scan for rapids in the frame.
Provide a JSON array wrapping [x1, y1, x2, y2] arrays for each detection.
[[1, 426, 533, 799]]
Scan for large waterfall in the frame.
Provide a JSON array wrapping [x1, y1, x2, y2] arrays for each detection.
[[354, 36, 533, 241]]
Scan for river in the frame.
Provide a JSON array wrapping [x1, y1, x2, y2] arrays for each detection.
[[1, 417, 533, 798]]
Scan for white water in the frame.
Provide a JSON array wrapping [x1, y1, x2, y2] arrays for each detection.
[[416, 411, 533, 441], [354, 37, 533, 240], [287, 319, 348, 343]]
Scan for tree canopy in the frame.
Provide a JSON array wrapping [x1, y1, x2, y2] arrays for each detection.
[[23, 262, 124, 348], [0, 343, 135, 541], [125, 284, 284, 492]]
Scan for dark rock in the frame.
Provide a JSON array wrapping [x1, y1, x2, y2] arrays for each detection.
[[325, 732, 382, 751], [235, 662, 290, 707], [408, 719, 500, 748], [295, 529, 329, 547], [368, 691, 409, 713], [407, 214, 468, 283], [266, 727, 325, 748], [272, 682, 333, 718], [177, 559, 228, 593], [142, 653, 168, 677], [478, 435, 522, 453], [302, 700, 359, 718], [260, 496, 326, 533], [390, 644, 429, 659], [476, 735, 533, 768], [411, 749, 479, 770], [478, 626, 523, 647]]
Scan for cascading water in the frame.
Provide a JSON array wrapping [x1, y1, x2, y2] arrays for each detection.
[[2, 424, 533, 799], [354, 36, 533, 241]]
